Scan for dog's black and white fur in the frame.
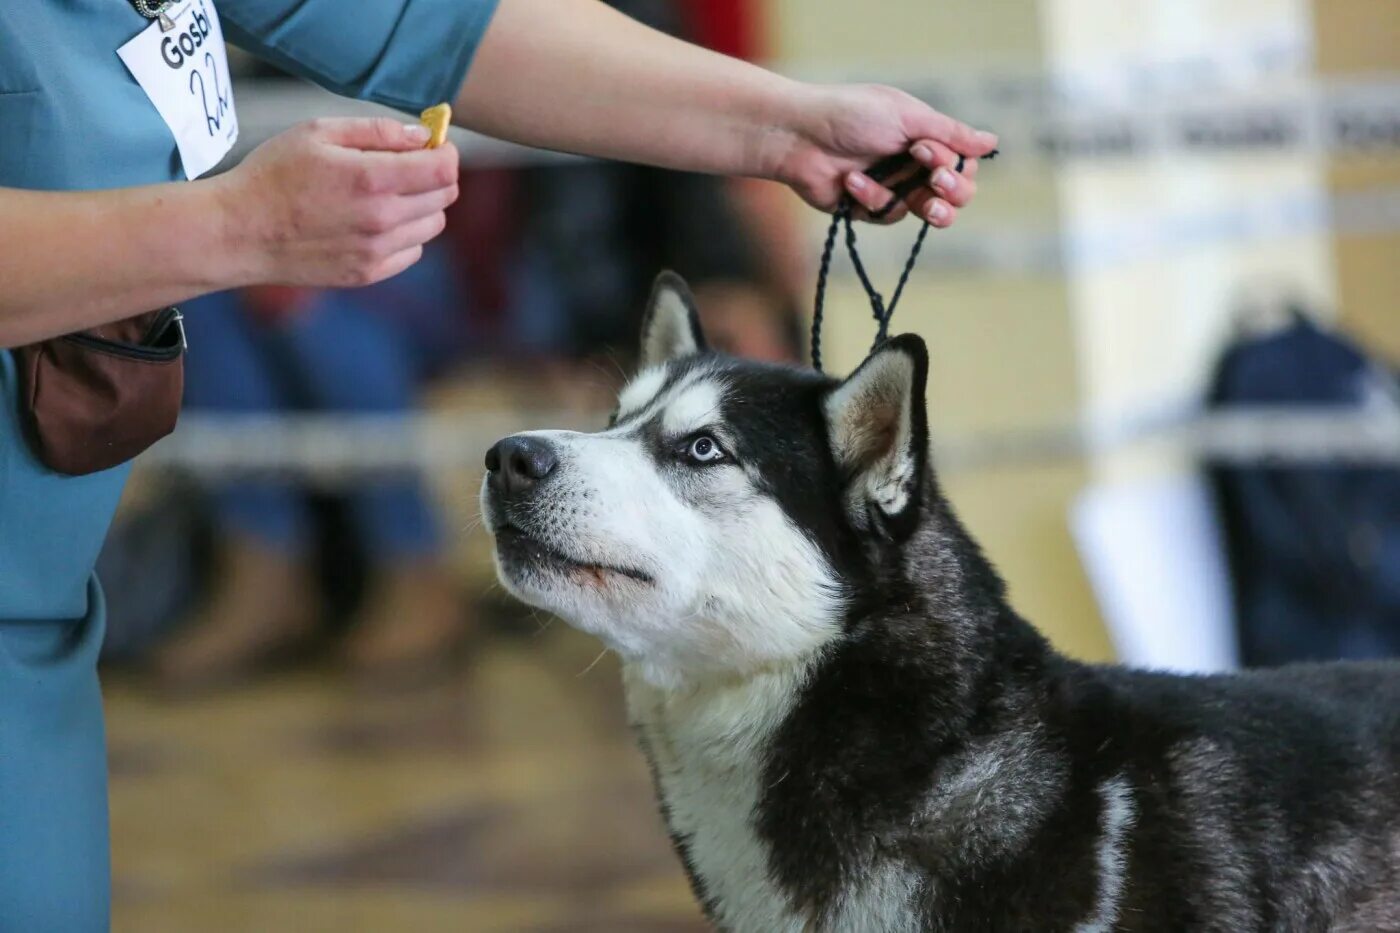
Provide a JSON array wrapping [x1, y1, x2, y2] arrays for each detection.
[[482, 272, 1400, 932]]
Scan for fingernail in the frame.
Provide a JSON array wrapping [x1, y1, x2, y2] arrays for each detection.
[[976, 130, 998, 148], [846, 173, 866, 191], [929, 202, 949, 223], [405, 124, 431, 143], [934, 168, 957, 192], [912, 144, 933, 164]]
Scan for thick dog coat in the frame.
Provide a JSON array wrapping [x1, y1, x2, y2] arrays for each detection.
[[482, 272, 1400, 932]]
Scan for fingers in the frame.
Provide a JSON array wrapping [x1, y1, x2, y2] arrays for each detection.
[[852, 198, 909, 225], [365, 245, 426, 286], [311, 116, 432, 152], [845, 137, 981, 227], [907, 107, 998, 157], [315, 119, 459, 197], [383, 184, 460, 229], [351, 142, 460, 196], [352, 183, 458, 236], [375, 210, 449, 257], [341, 213, 443, 286], [904, 188, 957, 228], [844, 171, 899, 218], [911, 140, 978, 208]]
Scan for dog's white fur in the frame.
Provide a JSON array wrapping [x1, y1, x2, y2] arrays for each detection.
[[483, 363, 846, 691], [626, 660, 820, 932], [627, 654, 928, 933], [1077, 775, 1137, 933]]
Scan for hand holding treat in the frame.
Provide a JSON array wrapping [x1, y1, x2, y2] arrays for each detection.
[[419, 103, 452, 149], [214, 117, 460, 290]]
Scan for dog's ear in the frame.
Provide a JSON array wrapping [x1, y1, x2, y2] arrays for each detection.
[[639, 271, 707, 369], [824, 334, 930, 537]]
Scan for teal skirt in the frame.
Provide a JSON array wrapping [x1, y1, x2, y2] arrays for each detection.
[[0, 579, 110, 932]]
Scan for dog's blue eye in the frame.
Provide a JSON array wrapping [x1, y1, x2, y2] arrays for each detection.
[[686, 435, 724, 463]]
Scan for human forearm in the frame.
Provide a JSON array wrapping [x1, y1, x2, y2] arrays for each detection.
[[456, 0, 997, 223], [455, 0, 806, 180], [0, 117, 459, 348], [0, 181, 246, 347]]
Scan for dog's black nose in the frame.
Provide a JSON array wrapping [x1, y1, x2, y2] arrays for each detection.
[[486, 435, 559, 496]]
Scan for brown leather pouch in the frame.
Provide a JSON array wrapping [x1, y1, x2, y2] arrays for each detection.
[[14, 307, 186, 476]]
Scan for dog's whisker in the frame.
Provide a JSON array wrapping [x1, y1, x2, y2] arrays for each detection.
[[529, 610, 555, 637], [591, 351, 629, 385], [575, 647, 610, 678]]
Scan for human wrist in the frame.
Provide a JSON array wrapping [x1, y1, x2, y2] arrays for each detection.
[[197, 169, 274, 290], [759, 79, 828, 187]]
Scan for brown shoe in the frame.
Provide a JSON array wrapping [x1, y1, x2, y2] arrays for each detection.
[[339, 558, 469, 688], [152, 533, 319, 692]]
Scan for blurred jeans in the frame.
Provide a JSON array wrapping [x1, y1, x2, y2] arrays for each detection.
[[179, 249, 471, 562]]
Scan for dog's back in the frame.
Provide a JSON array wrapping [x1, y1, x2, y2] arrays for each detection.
[[1016, 660, 1400, 933], [738, 609, 1400, 933]]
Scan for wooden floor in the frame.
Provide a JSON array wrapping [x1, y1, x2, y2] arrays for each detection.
[[106, 625, 707, 932]]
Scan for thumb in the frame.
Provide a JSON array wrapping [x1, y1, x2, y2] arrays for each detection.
[[310, 116, 431, 152]]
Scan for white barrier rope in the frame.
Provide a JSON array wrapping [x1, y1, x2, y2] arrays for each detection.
[[138, 407, 1400, 481], [196, 61, 1400, 482], [825, 185, 1400, 275]]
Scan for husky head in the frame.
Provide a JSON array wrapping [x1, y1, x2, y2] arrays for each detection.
[[482, 272, 936, 688]]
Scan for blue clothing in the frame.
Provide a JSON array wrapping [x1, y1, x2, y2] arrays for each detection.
[[0, 1, 497, 927], [0, 584, 112, 933]]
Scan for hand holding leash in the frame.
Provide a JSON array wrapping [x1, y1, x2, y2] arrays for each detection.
[[772, 84, 996, 225], [811, 149, 997, 373]]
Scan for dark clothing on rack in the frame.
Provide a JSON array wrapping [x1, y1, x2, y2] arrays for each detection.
[[1207, 315, 1400, 666]]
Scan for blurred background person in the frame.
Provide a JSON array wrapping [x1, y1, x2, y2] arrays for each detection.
[[153, 255, 476, 688]]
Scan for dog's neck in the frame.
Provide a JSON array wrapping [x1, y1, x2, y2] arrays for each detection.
[[618, 511, 1056, 929], [623, 652, 818, 748], [623, 653, 824, 932]]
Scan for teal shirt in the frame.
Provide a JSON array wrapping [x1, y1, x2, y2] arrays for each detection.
[[0, 0, 497, 622]]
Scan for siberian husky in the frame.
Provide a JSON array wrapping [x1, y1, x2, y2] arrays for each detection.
[[481, 271, 1400, 932]]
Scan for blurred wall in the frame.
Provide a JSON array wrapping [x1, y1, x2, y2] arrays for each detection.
[[766, 0, 1396, 662], [1315, 0, 1400, 364], [1048, 0, 1335, 485]]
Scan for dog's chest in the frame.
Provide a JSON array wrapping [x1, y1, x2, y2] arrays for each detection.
[[624, 666, 922, 933], [628, 669, 810, 932]]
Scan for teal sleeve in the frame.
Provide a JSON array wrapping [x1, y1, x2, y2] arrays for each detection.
[[220, 0, 500, 114]]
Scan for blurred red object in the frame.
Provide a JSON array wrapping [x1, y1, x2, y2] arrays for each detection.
[[444, 168, 520, 339], [243, 285, 319, 324], [680, 0, 764, 60]]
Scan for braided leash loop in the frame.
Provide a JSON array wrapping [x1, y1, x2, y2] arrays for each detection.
[[811, 200, 847, 374], [811, 150, 994, 372]]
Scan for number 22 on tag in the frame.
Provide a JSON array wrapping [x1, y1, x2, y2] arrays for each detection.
[[118, 0, 239, 180]]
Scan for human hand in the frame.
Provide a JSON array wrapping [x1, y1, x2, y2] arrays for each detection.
[[215, 117, 460, 288], [771, 83, 997, 227]]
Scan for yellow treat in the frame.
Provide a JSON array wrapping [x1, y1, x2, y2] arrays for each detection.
[[419, 103, 452, 149]]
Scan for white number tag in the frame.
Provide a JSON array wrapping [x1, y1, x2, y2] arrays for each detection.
[[118, 0, 238, 180]]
